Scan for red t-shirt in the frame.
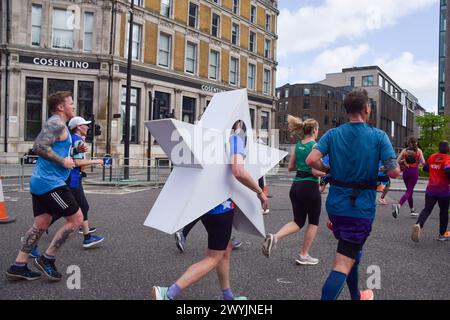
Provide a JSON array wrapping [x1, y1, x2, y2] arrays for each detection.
[[426, 153, 450, 197]]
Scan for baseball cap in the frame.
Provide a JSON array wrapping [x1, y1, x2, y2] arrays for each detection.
[[69, 116, 91, 130]]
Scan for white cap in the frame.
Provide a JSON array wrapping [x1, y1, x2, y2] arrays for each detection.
[[68, 116, 91, 130]]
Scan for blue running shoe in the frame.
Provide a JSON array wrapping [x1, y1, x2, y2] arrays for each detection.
[[29, 245, 39, 259], [34, 256, 62, 281], [83, 235, 104, 249], [5, 264, 41, 281]]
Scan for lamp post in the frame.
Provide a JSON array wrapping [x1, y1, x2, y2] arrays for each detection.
[[124, 0, 134, 179]]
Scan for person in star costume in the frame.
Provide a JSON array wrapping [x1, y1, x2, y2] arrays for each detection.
[[151, 120, 268, 300]]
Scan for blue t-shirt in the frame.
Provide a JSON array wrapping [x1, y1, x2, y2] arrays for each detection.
[[30, 116, 72, 195], [208, 133, 246, 215], [322, 154, 330, 167], [377, 160, 386, 177], [315, 123, 396, 219]]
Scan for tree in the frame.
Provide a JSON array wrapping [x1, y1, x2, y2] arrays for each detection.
[[416, 114, 450, 160]]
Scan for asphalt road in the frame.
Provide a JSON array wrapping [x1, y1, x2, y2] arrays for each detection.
[[0, 185, 449, 300]]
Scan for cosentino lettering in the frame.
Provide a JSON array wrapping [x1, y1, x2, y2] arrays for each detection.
[[33, 57, 89, 69]]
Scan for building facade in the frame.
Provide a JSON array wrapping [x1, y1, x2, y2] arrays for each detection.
[[439, 0, 448, 115], [275, 83, 352, 150], [0, 0, 279, 161], [319, 66, 415, 152]]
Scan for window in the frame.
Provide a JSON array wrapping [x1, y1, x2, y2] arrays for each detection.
[[182, 97, 196, 124], [47, 79, 74, 118], [250, 5, 256, 23], [247, 63, 256, 90], [25, 77, 43, 141], [185, 42, 197, 74], [303, 88, 311, 96], [209, 50, 219, 80], [230, 57, 239, 85], [158, 33, 171, 67], [264, 39, 270, 58], [52, 8, 74, 49], [362, 75, 374, 87], [261, 111, 269, 130], [31, 4, 42, 46], [304, 99, 311, 109], [129, 0, 143, 6], [265, 14, 271, 32], [77, 81, 94, 121], [249, 31, 256, 52], [276, 91, 280, 99], [263, 69, 270, 95], [212, 0, 220, 3], [121, 87, 140, 144], [188, 3, 198, 28], [160, 0, 172, 17], [324, 115, 329, 126], [378, 75, 384, 88], [232, 23, 239, 45], [84, 12, 94, 52], [284, 101, 288, 111], [350, 76, 355, 87], [126, 23, 142, 60], [233, 0, 239, 14], [153, 91, 171, 120], [324, 100, 329, 110], [249, 108, 255, 128], [211, 13, 220, 37]]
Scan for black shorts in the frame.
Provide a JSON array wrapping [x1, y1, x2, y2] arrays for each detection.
[[32, 185, 80, 218], [290, 180, 321, 228], [337, 239, 363, 260], [201, 210, 234, 251], [377, 175, 390, 184]]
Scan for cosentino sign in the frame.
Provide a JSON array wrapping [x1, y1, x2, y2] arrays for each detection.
[[19, 55, 100, 70]]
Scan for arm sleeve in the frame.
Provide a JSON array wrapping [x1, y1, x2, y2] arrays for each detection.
[[229, 134, 246, 156]]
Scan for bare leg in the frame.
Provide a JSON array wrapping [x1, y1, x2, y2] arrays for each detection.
[[45, 210, 83, 256], [175, 249, 226, 289], [216, 242, 233, 290], [82, 220, 90, 235], [15, 214, 52, 263], [275, 221, 300, 242], [300, 224, 318, 256]]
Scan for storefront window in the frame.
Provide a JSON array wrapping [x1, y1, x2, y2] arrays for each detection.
[[78, 81, 94, 121], [47, 79, 74, 118], [182, 97, 196, 124], [121, 87, 140, 144], [153, 91, 171, 120], [25, 77, 43, 141]]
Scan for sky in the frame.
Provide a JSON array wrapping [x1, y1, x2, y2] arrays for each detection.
[[276, 0, 440, 113]]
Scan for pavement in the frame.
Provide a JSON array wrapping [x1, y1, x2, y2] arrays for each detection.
[[0, 183, 449, 300]]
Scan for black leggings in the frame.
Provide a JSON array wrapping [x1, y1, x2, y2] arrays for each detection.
[[417, 194, 449, 236], [289, 180, 321, 228]]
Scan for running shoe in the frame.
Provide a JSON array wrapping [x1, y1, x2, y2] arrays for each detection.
[[437, 234, 449, 242], [175, 231, 186, 253], [262, 208, 270, 215], [411, 224, 421, 242], [151, 286, 170, 300], [83, 235, 104, 249], [410, 208, 419, 217], [231, 237, 242, 250], [262, 233, 276, 258], [392, 204, 400, 219], [377, 198, 387, 205], [78, 227, 97, 235], [5, 264, 41, 281], [360, 289, 374, 300], [34, 256, 62, 281], [295, 254, 319, 265], [29, 245, 39, 258]]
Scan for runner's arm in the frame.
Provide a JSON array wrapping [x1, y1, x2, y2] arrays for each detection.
[[73, 159, 103, 167], [33, 119, 69, 167], [305, 149, 330, 173]]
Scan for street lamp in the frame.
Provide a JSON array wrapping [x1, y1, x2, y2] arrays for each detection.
[[124, 0, 134, 179]]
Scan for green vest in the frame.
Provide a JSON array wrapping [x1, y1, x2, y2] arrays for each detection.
[[293, 140, 319, 183]]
